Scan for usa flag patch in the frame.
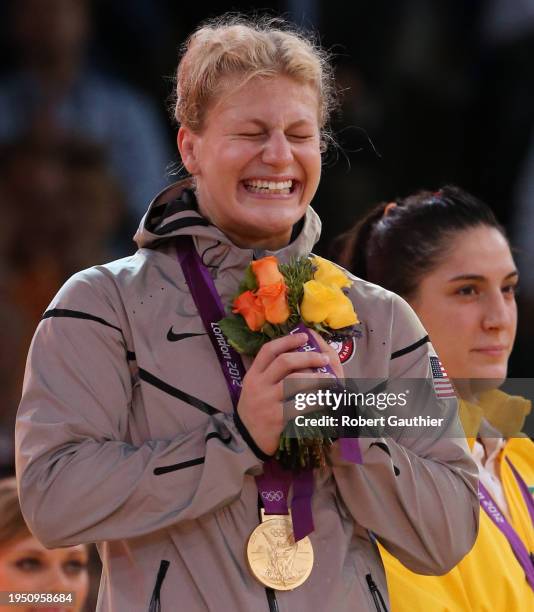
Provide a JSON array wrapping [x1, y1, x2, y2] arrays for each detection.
[[429, 356, 456, 399]]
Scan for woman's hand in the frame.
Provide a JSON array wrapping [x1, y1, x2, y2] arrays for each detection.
[[237, 331, 343, 456]]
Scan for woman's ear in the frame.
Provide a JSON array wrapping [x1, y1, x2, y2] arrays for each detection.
[[177, 126, 200, 175]]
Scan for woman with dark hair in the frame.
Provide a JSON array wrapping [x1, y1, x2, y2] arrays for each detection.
[[336, 185, 534, 610]]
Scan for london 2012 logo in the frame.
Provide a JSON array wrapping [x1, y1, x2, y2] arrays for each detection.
[[327, 336, 356, 364]]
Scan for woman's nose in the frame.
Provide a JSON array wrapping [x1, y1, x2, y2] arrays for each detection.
[[46, 567, 72, 593], [261, 131, 293, 167], [481, 291, 513, 331]]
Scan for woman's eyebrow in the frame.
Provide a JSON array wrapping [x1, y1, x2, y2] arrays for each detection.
[[238, 118, 266, 128], [447, 274, 485, 282], [66, 550, 89, 558], [286, 119, 315, 129], [230, 118, 314, 129], [14, 548, 45, 555], [447, 270, 518, 282]]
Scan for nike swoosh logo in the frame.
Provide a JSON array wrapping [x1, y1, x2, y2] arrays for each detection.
[[166, 328, 205, 342]]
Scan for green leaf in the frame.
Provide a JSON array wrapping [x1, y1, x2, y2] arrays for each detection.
[[261, 323, 278, 339], [279, 257, 314, 327], [310, 321, 332, 336], [218, 316, 266, 355], [237, 264, 258, 294]]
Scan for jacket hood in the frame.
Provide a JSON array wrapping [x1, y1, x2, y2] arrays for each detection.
[[133, 179, 322, 262]]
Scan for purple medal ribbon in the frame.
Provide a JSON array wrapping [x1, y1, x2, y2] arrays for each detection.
[[256, 461, 292, 515], [176, 235, 244, 408], [338, 438, 363, 464], [290, 462, 315, 540], [478, 481, 534, 591], [506, 457, 534, 526], [175, 236, 317, 539]]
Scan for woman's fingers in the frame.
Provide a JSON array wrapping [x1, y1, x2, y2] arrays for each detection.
[[250, 332, 308, 374], [251, 330, 344, 383], [282, 371, 338, 399], [282, 372, 340, 422], [263, 349, 331, 385]]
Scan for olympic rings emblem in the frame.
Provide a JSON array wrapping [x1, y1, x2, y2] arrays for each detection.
[[261, 490, 284, 502]]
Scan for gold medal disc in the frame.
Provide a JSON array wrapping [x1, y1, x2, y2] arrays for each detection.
[[246, 513, 314, 590]]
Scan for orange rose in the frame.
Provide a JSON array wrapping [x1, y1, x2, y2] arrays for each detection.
[[232, 290, 266, 331], [257, 281, 290, 324], [251, 256, 284, 287]]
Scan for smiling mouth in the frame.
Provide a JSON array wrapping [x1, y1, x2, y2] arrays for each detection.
[[242, 178, 296, 195]]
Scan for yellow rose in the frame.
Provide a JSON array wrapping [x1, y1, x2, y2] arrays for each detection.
[[311, 256, 352, 289], [324, 291, 359, 328], [301, 280, 338, 322], [301, 281, 359, 329]]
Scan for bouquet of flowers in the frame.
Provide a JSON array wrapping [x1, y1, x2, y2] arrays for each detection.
[[218, 255, 360, 470]]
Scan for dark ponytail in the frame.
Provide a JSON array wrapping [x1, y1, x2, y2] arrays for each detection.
[[336, 202, 389, 280], [334, 185, 506, 300]]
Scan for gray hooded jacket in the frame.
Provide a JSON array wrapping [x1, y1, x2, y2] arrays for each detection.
[[16, 182, 478, 611]]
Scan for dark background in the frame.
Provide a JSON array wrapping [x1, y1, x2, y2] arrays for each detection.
[[1, 1, 533, 606]]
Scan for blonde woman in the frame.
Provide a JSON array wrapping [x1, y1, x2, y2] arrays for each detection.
[[16, 17, 478, 611]]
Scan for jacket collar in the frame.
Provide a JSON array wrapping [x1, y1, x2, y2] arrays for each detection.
[[133, 179, 322, 270], [459, 388, 531, 442]]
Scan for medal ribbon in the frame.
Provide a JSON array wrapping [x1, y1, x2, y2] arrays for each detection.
[[176, 236, 244, 408], [256, 460, 292, 515], [506, 457, 534, 526], [478, 481, 534, 590], [175, 236, 316, 539]]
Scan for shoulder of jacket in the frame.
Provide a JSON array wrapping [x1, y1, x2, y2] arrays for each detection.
[[343, 272, 398, 320], [345, 272, 430, 358], [49, 254, 143, 310]]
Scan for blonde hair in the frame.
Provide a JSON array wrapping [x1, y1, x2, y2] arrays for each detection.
[[174, 15, 336, 145], [0, 478, 28, 545]]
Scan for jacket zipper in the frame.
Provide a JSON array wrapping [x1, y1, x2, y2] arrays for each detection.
[[365, 573, 388, 612], [148, 560, 170, 612], [257, 494, 279, 612], [265, 587, 280, 612]]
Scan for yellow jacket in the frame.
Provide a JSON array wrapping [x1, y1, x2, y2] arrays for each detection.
[[380, 389, 534, 611]]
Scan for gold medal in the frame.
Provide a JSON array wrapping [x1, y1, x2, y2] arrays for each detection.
[[246, 510, 314, 590]]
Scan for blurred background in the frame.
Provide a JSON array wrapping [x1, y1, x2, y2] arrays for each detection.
[[0, 0, 533, 606]]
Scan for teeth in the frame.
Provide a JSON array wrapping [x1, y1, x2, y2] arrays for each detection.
[[244, 179, 293, 191]]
